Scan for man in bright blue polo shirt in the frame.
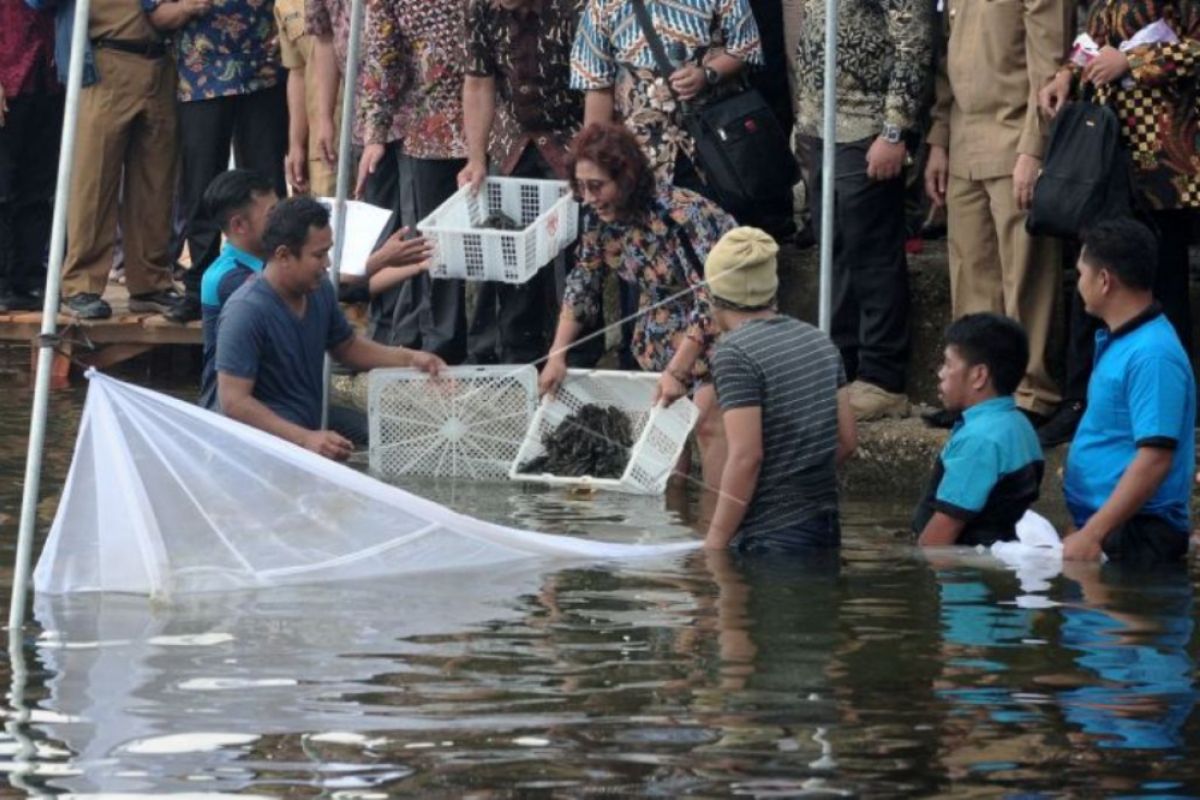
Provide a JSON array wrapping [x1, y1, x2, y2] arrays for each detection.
[[1063, 218, 1195, 564], [913, 313, 1044, 546], [198, 169, 278, 411]]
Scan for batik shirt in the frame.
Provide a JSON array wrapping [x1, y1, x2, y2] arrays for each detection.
[[304, 0, 403, 145], [570, 0, 763, 182], [358, 0, 467, 158], [564, 185, 734, 381], [1078, 0, 1200, 210], [169, 0, 282, 102], [465, 0, 583, 176], [0, 0, 57, 96], [793, 0, 932, 142]]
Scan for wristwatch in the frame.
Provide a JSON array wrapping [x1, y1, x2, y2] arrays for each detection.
[[704, 65, 721, 86], [882, 123, 904, 144]]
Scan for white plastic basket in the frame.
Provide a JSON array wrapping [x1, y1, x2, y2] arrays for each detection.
[[417, 177, 578, 284], [369, 365, 539, 481], [509, 369, 699, 495]]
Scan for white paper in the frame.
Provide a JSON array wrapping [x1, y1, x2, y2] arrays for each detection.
[[320, 198, 394, 278], [1119, 19, 1178, 52]]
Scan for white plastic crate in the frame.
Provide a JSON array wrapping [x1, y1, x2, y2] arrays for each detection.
[[369, 365, 539, 481], [509, 369, 699, 495], [417, 177, 578, 284]]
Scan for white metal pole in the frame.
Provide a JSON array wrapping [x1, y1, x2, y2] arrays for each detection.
[[9, 0, 94, 636], [321, 0, 366, 427], [818, 0, 838, 333]]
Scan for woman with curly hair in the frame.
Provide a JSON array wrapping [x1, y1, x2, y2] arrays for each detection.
[[1039, 0, 1200, 353], [539, 123, 736, 483]]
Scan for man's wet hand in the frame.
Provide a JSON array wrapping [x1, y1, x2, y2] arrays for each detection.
[[303, 429, 354, 461]]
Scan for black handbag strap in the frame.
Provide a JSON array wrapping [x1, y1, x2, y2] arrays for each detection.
[[662, 212, 706, 281], [629, 0, 682, 100]]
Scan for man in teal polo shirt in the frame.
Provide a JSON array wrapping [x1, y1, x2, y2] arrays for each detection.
[[198, 170, 278, 410], [1063, 218, 1195, 564], [913, 313, 1044, 546]]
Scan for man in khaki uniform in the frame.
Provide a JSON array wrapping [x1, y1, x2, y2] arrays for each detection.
[[924, 0, 1071, 421], [58, 0, 197, 319], [275, 0, 337, 197]]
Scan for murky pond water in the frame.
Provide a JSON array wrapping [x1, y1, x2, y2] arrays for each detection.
[[2, 367, 1200, 796]]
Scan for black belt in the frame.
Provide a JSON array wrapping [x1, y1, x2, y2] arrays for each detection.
[[92, 38, 168, 59]]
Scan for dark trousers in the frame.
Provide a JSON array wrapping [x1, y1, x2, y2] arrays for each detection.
[[368, 148, 467, 364], [733, 510, 842, 554], [808, 136, 911, 393], [466, 146, 585, 366], [0, 90, 62, 296], [1102, 513, 1189, 566], [178, 84, 289, 290], [1064, 209, 1196, 401]]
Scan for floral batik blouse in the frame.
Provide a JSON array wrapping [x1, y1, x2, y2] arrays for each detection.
[[563, 185, 735, 382]]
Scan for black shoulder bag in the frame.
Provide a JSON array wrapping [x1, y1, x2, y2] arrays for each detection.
[[629, 0, 800, 217], [1026, 85, 1134, 238]]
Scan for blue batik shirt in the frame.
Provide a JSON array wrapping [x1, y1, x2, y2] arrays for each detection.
[[153, 0, 282, 102]]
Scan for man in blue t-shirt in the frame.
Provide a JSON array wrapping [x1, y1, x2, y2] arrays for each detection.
[[199, 169, 278, 410], [1063, 218, 1195, 564], [913, 313, 1044, 546], [216, 197, 445, 461]]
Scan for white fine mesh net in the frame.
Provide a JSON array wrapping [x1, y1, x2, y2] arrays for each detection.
[[33, 373, 697, 597]]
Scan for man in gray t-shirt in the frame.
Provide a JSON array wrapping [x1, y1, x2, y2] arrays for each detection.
[[702, 228, 857, 552]]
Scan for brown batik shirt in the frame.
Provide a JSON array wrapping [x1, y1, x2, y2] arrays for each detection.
[[465, 0, 583, 177]]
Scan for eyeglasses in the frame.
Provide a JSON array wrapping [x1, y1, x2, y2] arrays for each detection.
[[574, 178, 612, 195]]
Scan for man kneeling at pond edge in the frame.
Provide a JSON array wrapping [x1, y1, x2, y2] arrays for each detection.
[[1061, 219, 1195, 564], [216, 197, 445, 461], [913, 313, 1044, 546], [702, 227, 857, 552]]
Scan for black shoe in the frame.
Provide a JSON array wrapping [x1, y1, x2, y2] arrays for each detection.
[[793, 224, 817, 250], [1038, 400, 1085, 448], [163, 292, 201, 323], [63, 293, 113, 320], [7, 291, 43, 312], [129, 288, 185, 314], [921, 407, 960, 429]]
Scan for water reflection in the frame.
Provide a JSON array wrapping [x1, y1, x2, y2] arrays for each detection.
[[3, 372, 1200, 793], [1057, 562, 1197, 752]]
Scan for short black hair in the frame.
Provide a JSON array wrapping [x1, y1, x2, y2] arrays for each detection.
[[944, 313, 1030, 396], [262, 197, 331, 257], [1080, 217, 1158, 291], [203, 169, 276, 232]]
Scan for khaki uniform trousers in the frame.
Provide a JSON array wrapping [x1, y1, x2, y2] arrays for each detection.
[[62, 48, 176, 297], [946, 172, 1061, 415], [307, 155, 336, 198]]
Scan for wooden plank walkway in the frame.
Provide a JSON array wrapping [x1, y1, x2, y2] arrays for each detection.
[[0, 283, 201, 375]]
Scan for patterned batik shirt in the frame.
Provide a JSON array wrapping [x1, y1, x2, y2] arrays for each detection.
[[564, 185, 735, 381], [304, 0, 403, 145], [465, 0, 583, 177], [1080, 0, 1200, 210], [358, 0, 467, 158], [570, 0, 763, 183], [170, 0, 282, 102], [793, 0, 932, 142]]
